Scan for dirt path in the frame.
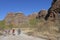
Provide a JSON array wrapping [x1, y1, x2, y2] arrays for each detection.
[[0, 32, 46, 40]]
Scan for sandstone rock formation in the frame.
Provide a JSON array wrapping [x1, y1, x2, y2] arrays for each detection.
[[14, 13, 28, 26], [5, 12, 28, 27], [36, 10, 47, 19], [5, 12, 15, 25], [28, 13, 38, 20], [45, 0, 60, 21], [3, 0, 60, 40]]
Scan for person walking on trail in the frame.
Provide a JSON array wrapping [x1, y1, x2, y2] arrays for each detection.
[[8, 29, 10, 35], [17, 29, 21, 35], [4, 30, 7, 36], [12, 29, 15, 35]]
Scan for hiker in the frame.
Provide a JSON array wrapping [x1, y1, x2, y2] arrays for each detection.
[[12, 29, 15, 35], [8, 29, 10, 35], [17, 29, 21, 35], [4, 30, 7, 36]]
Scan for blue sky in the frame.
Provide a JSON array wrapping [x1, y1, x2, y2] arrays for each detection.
[[0, 0, 52, 20]]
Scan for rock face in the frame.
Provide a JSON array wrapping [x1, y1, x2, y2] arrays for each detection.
[[5, 12, 28, 26], [5, 12, 15, 25], [28, 13, 38, 20], [36, 10, 47, 19], [14, 13, 28, 26], [45, 0, 60, 21]]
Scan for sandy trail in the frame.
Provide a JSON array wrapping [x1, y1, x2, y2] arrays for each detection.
[[0, 32, 46, 40]]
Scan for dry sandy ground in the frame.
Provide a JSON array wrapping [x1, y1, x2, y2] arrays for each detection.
[[0, 33, 46, 40]]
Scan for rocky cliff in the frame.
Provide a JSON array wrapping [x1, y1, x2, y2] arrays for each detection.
[[45, 0, 60, 21]]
